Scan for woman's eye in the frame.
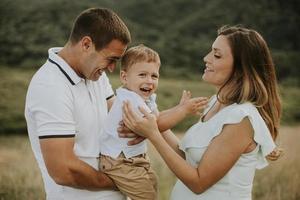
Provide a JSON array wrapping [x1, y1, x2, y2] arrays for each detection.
[[214, 54, 221, 58]]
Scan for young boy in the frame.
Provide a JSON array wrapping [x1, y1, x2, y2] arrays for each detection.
[[99, 44, 207, 200]]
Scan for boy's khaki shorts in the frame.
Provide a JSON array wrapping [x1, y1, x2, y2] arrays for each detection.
[[99, 153, 158, 200]]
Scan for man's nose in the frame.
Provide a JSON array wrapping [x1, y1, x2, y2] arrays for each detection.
[[107, 63, 116, 73]]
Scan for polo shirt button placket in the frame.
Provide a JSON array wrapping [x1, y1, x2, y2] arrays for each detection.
[[85, 80, 100, 133]]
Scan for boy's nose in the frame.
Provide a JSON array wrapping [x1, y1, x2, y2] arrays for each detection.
[[146, 76, 154, 83]]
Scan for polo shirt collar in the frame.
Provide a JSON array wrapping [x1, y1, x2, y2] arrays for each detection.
[[48, 47, 83, 85]]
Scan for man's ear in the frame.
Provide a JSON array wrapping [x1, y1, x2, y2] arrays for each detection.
[[81, 36, 93, 52], [120, 70, 127, 85]]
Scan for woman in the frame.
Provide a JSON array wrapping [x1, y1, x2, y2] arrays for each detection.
[[122, 26, 282, 200]]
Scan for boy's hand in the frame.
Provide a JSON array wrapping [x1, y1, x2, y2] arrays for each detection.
[[179, 90, 209, 116], [179, 90, 192, 105]]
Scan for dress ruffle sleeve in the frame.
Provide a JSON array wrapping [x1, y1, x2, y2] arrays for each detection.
[[179, 97, 276, 169]]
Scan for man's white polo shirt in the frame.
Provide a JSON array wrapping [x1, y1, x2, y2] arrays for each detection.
[[25, 47, 125, 200], [100, 87, 157, 159]]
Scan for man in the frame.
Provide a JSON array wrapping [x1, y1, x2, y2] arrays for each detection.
[[25, 8, 131, 200]]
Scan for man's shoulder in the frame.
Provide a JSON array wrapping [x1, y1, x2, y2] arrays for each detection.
[[31, 61, 71, 88], [27, 64, 72, 103]]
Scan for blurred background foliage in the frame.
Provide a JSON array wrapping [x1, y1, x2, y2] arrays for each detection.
[[0, 0, 299, 133]]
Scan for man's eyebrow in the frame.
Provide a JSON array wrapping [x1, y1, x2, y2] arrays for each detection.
[[109, 56, 121, 60]]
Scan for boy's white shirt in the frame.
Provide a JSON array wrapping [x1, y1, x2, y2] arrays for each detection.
[[100, 87, 157, 159]]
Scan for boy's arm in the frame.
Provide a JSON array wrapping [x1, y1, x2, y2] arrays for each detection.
[[157, 91, 208, 132]]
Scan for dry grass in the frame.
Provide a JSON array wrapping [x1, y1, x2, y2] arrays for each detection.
[[0, 126, 299, 200]]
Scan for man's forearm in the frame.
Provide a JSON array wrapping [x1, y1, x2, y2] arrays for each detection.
[[40, 138, 116, 190], [65, 159, 115, 190]]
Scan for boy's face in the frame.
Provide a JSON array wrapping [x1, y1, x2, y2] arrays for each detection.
[[120, 62, 160, 100]]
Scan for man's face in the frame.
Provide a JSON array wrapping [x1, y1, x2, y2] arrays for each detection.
[[81, 39, 127, 81], [120, 62, 160, 100]]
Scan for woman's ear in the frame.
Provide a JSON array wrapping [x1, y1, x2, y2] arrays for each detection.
[[120, 70, 127, 85]]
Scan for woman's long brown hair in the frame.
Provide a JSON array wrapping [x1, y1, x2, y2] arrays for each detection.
[[217, 26, 281, 140]]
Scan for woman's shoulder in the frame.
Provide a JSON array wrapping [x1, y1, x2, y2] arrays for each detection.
[[224, 101, 258, 118]]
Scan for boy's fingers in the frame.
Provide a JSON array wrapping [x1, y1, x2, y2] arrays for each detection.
[[187, 91, 191, 98]]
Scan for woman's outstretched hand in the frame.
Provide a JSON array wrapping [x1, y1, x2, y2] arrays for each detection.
[[122, 100, 160, 140]]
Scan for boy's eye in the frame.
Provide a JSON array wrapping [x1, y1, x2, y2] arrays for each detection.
[[139, 73, 146, 77], [152, 74, 159, 79]]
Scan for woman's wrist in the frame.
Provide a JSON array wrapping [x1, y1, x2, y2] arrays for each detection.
[[148, 130, 163, 143]]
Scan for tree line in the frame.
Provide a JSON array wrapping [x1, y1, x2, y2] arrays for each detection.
[[0, 0, 299, 84]]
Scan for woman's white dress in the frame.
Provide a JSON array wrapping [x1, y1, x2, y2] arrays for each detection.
[[170, 95, 275, 200]]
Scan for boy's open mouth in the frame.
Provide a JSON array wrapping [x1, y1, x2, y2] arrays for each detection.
[[140, 87, 152, 94]]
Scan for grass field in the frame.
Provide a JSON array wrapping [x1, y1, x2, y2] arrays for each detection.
[[0, 67, 299, 199], [0, 126, 299, 200]]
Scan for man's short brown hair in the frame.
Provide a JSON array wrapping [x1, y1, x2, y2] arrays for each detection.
[[69, 8, 131, 50]]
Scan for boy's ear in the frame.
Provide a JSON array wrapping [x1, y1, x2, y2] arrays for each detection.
[[120, 70, 127, 84]]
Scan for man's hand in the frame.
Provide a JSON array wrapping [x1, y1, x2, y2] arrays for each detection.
[[117, 121, 146, 145]]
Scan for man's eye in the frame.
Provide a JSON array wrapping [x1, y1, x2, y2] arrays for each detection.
[[108, 59, 116, 64]]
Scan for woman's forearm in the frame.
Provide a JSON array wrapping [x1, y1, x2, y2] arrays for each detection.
[[149, 133, 202, 193], [161, 129, 185, 158]]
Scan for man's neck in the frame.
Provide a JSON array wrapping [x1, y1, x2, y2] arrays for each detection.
[[58, 43, 83, 78]]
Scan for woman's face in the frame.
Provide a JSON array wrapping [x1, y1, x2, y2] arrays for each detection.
[[203, 35, 234, 88]]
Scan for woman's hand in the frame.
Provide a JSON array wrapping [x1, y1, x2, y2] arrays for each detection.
[[266, 147, 283, 161], [117, 121, 145, 145], [122, 101, 160, 140]]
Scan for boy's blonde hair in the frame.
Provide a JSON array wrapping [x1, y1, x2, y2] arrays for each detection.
[[121, 44, 161, 71]]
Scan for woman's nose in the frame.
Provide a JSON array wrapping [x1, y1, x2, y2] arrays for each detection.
[[203, 53, 209, 63]]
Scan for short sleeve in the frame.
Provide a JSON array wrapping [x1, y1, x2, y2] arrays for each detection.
[[180, 102, 275, 169], [145, 93, 157, 113], [215, 103, 275, 168], [26, 82, 76, 137]]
